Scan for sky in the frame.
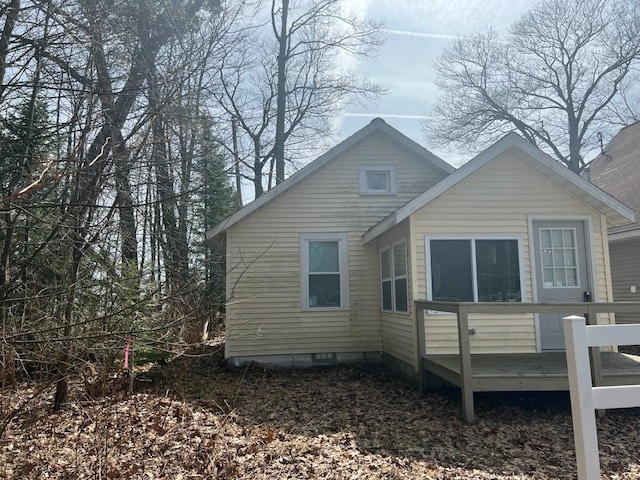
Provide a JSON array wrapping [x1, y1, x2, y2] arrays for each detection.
[[336, 0, 534, 167]]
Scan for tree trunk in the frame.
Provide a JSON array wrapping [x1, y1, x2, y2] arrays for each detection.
[[253, 137, 264, 198], [231, 116, 242, 206], [568, 115, 582, 174], [0, 0, 20, 102], [148, 67, 189, 297], [114, 140, 138, 267], [53, 230, 82, 412], [274, 0, 289, 185]]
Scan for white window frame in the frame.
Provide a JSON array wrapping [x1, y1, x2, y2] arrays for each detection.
[[425, 234, 526, 310], [359, 165, 397, 195], [300, 232, 349, 311], [379, 239, 409, 314]]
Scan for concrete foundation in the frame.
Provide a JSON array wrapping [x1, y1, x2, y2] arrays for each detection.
[[228, 351, 383, 368], [382, 353, 419, 387]]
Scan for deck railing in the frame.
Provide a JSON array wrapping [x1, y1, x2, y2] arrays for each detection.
[[564, 315, 640, 480], [414, 301, 640, 422]]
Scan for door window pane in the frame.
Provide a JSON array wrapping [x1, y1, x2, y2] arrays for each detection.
[[554, 269, 567, 287], [430, 240, 473, 302], [564, 250, 576, 267], [553, 249, 565, 267], [543, 268, 554, 285], [563, 230, 575, 247], [539, 228, 579, 288]]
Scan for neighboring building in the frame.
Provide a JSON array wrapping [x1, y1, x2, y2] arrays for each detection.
[[207, 119, 633, 381], [589, 122, 640, 323]]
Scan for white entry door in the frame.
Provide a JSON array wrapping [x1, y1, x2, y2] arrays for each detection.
[[532, 220, 591, 351]]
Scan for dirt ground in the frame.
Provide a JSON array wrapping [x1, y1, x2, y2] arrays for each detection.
[[1, 340, 639, 479]]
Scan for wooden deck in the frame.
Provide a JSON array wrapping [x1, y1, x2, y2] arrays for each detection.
[[414, 301, 640, 423], [422, 352, 640, 392]]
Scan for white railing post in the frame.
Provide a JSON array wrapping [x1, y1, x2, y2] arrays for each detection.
[[563, 315, 601, 480], [564, 315, 640, 480]]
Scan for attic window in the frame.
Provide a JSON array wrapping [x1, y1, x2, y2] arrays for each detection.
[[359, 165, 396, 195]]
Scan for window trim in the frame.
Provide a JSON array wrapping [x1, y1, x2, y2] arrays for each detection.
[[300, 232, 349, 311], [425, 234, 526, 312], [379, 238, 409, 314], [359, 165, 397, 195]]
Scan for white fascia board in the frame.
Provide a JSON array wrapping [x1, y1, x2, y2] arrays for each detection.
[[206, 118, 455, 244], [512, 135, 635, 225], [362, 131, 635, 244], [395, 132, 634, 225], [381, 122, 455, 175], [362, 213, 399, 245], [395, 133, 519, 223], [362, 133, 519, 244], [609, 228, 640, 242], [205, 122, 383, 242]]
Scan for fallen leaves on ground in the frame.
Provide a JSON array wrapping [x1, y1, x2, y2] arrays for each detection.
[[1, 340, 639, 479]]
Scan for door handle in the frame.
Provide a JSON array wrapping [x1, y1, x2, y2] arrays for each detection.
[[583, 291, 592, 302]]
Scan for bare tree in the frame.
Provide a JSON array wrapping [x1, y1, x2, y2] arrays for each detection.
[[0, 0, 238, 410], [216, 0, 384, 199], [427, 0, 640, 173]]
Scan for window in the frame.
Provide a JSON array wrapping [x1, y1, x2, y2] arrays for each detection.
[[427, 237, 522, 303], [301, 233, 349, 309], [540, 228, 578, 287], [380, 240, 409, 313], [381, 248, 392, 311], [359, 165, 396, 195]]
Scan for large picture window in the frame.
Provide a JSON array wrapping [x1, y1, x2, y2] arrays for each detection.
[[428, 237, 522, 303], [380, 239, 409, 313], [301, 233, 349, 309]]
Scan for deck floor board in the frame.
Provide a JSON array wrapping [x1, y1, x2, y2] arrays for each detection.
[[422, 352, 640, 391]]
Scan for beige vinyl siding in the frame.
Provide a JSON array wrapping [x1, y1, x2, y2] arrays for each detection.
[[412, 152, 612, 355], [377, 222, 415, 366], [225, 131, 447, 358], [609, 238, 640, 323]]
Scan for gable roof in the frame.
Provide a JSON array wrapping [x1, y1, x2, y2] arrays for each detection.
[[588, 122, 640, 239], [205, 118, 454, 243], [362, 132, 635, 244]]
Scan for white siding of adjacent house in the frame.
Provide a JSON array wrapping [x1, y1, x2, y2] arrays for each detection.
[[410, 153, 613, 355], [225, 131, 447, 359], [609, 238, 640, 324]]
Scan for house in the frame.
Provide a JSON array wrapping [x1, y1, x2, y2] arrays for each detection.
[[206, 118, 634, 383], [589, 122, 640, 323]]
